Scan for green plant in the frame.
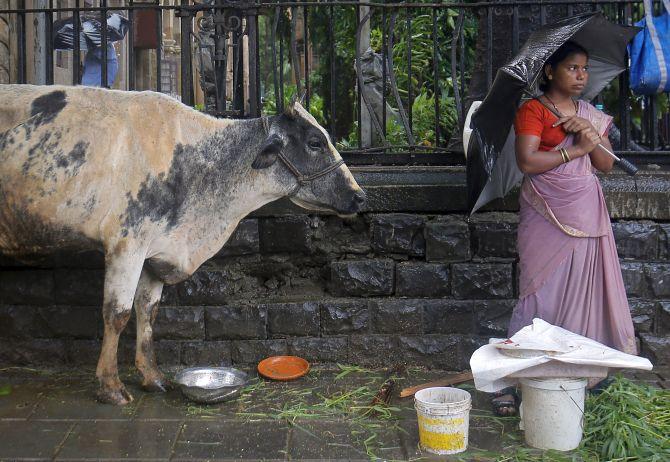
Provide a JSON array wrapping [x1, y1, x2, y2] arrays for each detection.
[[262, 83, 326, 127], [580, 376, 670, 460]]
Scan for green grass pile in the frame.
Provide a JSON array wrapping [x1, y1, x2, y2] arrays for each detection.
[[580, 375, 669, 461]]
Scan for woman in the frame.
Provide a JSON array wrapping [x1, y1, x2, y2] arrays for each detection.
[[493, 41, 636, 416]]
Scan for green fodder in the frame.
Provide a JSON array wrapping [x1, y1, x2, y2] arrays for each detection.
[[457, 376, 669, 462], [580, 375, 670, 461]]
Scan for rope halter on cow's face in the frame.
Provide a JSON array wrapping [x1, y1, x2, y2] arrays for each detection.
[[257, 108, 344, 197]]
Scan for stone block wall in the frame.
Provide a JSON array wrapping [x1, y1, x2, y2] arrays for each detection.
[[0, 168, 669, 369]]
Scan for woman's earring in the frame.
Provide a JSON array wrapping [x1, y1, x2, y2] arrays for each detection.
[[548, 75, 553, 80]]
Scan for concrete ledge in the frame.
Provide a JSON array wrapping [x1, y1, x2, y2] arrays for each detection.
[[254, 166, 670, 219]]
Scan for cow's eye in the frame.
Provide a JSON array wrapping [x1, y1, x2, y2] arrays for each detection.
[[308, 139, 322, 150]]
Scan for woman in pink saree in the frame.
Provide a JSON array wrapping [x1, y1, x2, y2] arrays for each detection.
[[494, 41, 636, 415]]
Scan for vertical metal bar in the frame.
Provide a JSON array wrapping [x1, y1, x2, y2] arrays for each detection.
[[406, 7, 412, 132], [233, 15, 244, 114], [303, 1, 309, 109], [128, 0, 135, 90], [329, 0, 336, 136], [247, 3, 259, 116], [540, 4, 546, 25], [156, 2, 162, 92], [486, 6, 492, 90], [214, 1, 226, 112], [180, 0, 194, 106], [72, 0, 81, 85], [512, 5, 519, 55], [451, 11, 464, 131], [382, 1, 387, 139], [271, 4, 281, 113], [619, 2, 631, 149], [651, 95, 659, 150], [432, 6, 439, 146], [279, 12, 284, 112], [17, 0, 27, 83], [459, 9, 465, 119], [256, 9, 261, 114], [46, 0, 54, 84], [101, 0, 108, 88], [567, 4, 573, 17], [289, 6, 302, 97], [356, 5, 361, 147]]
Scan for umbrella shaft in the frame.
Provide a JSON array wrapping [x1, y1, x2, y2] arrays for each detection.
[[597, 143, 620, 162]]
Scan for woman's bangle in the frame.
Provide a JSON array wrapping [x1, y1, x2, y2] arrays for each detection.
[[559, 148, 570, 163]]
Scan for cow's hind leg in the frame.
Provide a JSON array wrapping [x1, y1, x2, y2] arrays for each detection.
[[96, 246, 145, 405], [134, 267, 167, 392]]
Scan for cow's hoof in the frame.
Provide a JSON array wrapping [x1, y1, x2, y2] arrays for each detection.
[[97, 386, 134, 405], [142, 376, 170, 393]]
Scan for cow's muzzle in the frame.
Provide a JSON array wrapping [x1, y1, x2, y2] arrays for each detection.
[[351, 189, 367, 212]]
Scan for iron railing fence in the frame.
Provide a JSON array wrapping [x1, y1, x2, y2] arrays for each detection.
[[1, 1, 669, 165]]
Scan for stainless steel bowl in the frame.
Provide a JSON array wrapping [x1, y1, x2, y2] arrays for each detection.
[[174, 367, 248, 404]]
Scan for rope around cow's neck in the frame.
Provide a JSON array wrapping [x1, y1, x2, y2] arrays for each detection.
[[260, 116, 344, 196]]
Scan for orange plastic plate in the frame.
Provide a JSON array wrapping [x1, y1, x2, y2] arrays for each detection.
[[257, 356, 310, 381]]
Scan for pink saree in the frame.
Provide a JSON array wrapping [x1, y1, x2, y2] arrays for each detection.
[[508, 100, 637, 354]]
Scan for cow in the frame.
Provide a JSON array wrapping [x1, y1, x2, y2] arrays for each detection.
[[0, 84, 366, 405]]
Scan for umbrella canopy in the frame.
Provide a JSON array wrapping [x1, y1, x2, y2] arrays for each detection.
[[466, 12, 640, 214], [53, 13, 129, 51]]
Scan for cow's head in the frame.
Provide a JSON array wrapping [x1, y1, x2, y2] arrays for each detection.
[[252, 100, 366, 215]]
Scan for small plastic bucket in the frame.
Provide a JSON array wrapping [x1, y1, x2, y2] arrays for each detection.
[[414, 387, 471, 455], [520, 377, 588, 451]]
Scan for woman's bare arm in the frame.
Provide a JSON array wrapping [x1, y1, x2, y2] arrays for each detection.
[[515, 134, 589, 174], [588, 135, 615, 173]]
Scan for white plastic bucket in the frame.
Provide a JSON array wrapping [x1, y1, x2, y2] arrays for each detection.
[[520, 377, 588, 451], [414, 387, 471, 455]]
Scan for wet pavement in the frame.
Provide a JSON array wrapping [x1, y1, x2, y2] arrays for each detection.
[[0, 365, 667, 461]]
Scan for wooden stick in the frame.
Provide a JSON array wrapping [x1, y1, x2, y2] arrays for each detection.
[[399, 371, 474, 398]]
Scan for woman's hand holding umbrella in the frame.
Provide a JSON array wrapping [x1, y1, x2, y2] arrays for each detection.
[[553, 116, 602, 154], [552, 114, 617, 171]]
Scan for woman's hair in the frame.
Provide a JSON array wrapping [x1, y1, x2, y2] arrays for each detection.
[[539, 41, 589, 92]]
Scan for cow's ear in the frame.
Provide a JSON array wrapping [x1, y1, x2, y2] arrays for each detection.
[[252, 134, 283, 169]]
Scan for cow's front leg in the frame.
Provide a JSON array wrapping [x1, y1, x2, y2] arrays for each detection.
[[96, 247, 145, 405], [134, 267, 167, 392]]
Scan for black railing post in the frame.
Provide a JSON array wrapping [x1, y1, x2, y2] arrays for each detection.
[[128, 0, 135, 90], [271, 3, 280, 113], [406, 7, 412, 132], [247, 1, 260, 116], [303, 0, 309, 110], [156, 1, 163, 92], [17, 0, 26, 83], [46, 0, 53, 84], [100, 0, 108, 88], [177, 0, 194, 106], [432, 6, 439, 146], [101, 0, 108, 88], [485, 5, 492, 91], [72, 0, 81, 85], [232, 10, 244, 115], [328, 0, 335, 136]]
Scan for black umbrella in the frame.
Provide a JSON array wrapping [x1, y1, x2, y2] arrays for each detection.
[[53, 13, 129, 51], [466, 12, 640, 214]]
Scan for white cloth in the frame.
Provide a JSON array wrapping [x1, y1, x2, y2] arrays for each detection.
[[470, 318, 653, 392]]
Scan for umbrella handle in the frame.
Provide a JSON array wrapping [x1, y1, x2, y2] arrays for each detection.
[[596, 142, 638, 176], [614, 156, 639, 176]]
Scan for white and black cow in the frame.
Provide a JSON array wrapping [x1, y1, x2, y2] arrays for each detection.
[[0, 84, 365, 404]]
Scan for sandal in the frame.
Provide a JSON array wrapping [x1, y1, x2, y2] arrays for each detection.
[[492, 386, 520, 416]]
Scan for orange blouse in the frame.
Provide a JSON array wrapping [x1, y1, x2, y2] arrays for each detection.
[[514, 99, 567, 152]]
